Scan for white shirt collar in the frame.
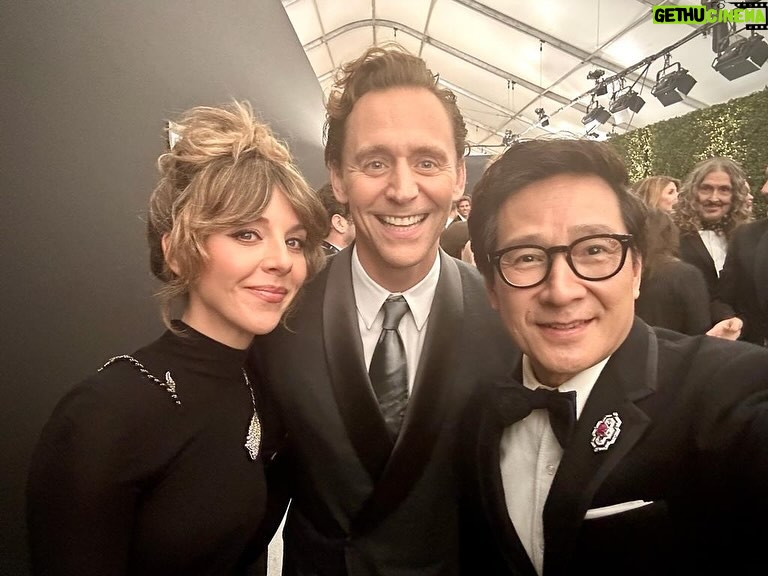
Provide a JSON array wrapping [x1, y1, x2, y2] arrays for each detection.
[[521, 354, 610, 419], [351, 245, 441, 331]]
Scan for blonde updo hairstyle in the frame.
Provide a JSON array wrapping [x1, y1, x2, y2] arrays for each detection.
[[148, 101, 327, 328]]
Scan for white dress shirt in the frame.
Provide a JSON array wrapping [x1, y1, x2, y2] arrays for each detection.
[[500, 355, 609, 575], [350, 246, 440, 392], [698, 229, 728, 277]]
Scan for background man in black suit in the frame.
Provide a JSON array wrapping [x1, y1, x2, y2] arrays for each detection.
[[254, 45, 517, 576], [317, 182, 355, 256], [462, 139, 768, 575], [674, 157, 751, 332], [720, 166, 768, 346]]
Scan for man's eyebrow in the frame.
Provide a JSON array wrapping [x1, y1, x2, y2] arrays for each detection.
[[499, 225, 620, 248], [353, 145, 390, 160], [352, 144, 450, 163], [498, 233, 546, 247], [569, 224, 618, 236], [410, 145, 449, 161]]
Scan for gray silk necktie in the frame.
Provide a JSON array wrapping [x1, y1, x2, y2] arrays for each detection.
[[369, 295, 410, 441]]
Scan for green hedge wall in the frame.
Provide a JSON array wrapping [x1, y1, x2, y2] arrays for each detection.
[[609, 87, 768, 219]]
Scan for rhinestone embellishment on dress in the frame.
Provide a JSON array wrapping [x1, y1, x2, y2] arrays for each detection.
[[242, 370, 261, 460]]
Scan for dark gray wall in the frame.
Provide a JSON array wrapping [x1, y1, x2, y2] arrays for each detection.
[[465, 155, 494, 196], [0, 1, 326, 572]]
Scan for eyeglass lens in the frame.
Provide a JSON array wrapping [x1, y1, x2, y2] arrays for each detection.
[[498, 235, 626, 287]]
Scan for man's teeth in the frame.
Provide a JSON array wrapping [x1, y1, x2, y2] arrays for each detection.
[[546, 321, 585, 329], [380, 214, 426, 226]]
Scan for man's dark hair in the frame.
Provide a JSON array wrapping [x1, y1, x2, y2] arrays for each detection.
[[324, 43, 468, 169], [468, 139, 647, 282], [317, 183, 348, 220]]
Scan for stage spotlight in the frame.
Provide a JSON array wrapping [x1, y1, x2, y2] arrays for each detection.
[[713, 34, 768, 81], [587, 69, 608, 96], [594, 82, 608, 96], [581, 101, 611, 133], [502, 130, 518, 146], [587, 69, 605, 81], [651, 60, 696, 106], [609, 87, 645, 124], [534, 107, 550, 127]]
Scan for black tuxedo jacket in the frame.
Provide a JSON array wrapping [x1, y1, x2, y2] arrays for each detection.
[[720, 218, 768, 345], [635, 259, 711, 335], [679, 231, 734, 322], [460, 319, 768, 576], [253, 248, 518, 576]]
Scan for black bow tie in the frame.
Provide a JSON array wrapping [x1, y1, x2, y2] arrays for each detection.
[[700, 219, 726, 233], [495, 383, 577, 448]]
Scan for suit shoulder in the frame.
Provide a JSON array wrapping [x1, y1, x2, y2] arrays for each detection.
[[674, 260, 707, 283], [295, 259, 332, 302], [253, 260, 334, 359], [455, 260, 487, 292], [656, 327, 768, 375], [732, 218, 768, 244]]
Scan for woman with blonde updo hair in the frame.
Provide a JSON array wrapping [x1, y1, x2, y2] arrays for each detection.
[[27, 101, 327, 575], [633, 175, 680, 213]]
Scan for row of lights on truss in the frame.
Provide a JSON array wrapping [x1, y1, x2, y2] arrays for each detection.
[[503, 26, 768, 144], [579, 28, 768, 134]]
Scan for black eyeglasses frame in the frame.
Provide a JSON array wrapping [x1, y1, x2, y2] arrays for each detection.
[[490, 233, 634, 289]]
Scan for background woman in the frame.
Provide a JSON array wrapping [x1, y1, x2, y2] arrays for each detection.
[[635, 208, 711, 335], [633, 175, 680, 213], [26, 102, 327, 575]]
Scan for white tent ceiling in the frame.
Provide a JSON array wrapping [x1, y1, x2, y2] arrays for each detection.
[[282, 0, 767, 154]]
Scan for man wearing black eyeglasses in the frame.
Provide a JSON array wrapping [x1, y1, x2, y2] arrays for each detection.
[[459, 139, 768, 576]]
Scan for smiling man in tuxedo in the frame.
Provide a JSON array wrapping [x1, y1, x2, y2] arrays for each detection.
[[253, 45, 517, 576], [461, 139, 768, 576]]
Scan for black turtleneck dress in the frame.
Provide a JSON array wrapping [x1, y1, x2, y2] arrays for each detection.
[[27, 323, 285, 575]]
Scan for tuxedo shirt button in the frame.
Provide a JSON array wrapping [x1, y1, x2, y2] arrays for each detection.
[[545, 464, 556, 475]]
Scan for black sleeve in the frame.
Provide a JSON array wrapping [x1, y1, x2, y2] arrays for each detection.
[[692, 342, 768, 559], [678, 265, 712, 335], [27, 384, 139, 576]]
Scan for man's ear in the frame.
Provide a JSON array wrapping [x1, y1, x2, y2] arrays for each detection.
[[632, 255, 642, 300], [330, 166, 348, 204], [485, 277, 500, 311], [330, 213, 347, 234], [161, 234, 181, 276], [453, 159, 467, 202]]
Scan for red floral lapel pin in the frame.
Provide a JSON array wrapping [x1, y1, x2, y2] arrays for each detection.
[[590, 412, 622, 452]]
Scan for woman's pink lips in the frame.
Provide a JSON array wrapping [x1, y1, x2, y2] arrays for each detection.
[[246, 285, 288, 304]]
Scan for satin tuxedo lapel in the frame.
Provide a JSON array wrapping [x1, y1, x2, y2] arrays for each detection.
[[323, 249, 393, 482], [542, 320, 657, 575], [353, 252, 464, 533], [684, 232, 716, 276], [474, 363, 538, 576]]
